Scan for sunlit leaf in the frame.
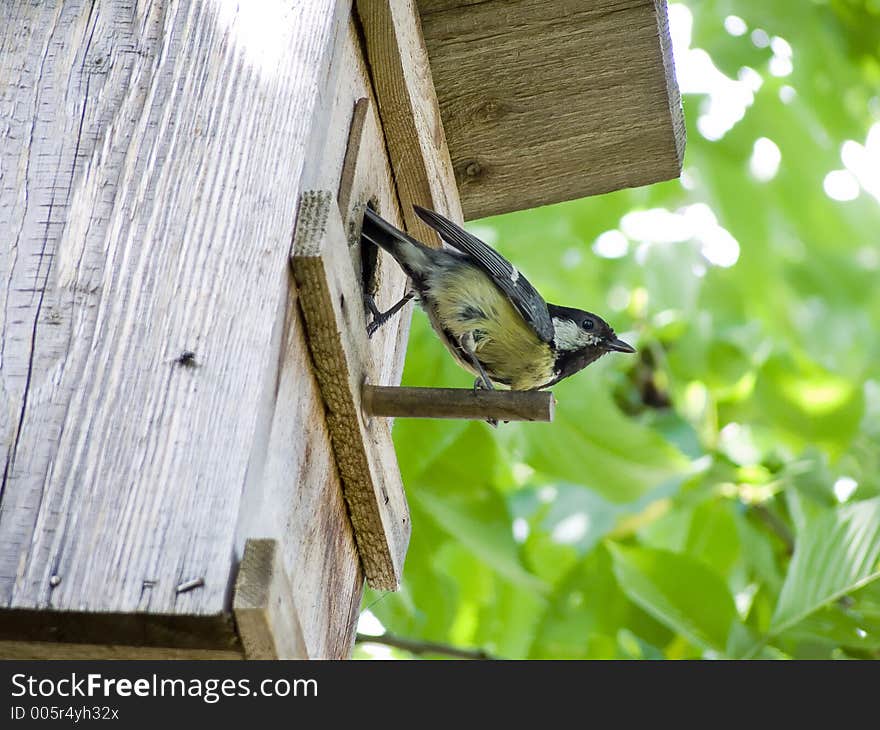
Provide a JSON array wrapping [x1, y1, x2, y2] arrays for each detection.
[[609, 543, 739, 653], [770, 497, 880, 635], [413, 490, 546, 592]]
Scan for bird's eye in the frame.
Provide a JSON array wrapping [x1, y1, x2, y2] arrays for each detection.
[[582, 319, 594, 331]]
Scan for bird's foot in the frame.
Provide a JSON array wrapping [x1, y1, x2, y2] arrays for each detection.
[[472, 377, 498, 426], [364, 291, 414, 339], [472, 376, 494, 392], [366, 314, 390, 339]]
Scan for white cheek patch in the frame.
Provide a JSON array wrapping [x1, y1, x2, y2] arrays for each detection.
[[553, 317, 601, 349]]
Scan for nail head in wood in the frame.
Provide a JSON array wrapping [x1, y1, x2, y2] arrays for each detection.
[[175, 577, 204, 594], [362, 385, 555, 422]]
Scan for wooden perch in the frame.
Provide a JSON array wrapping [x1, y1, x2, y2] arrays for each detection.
[[363, 386, 555, 422]]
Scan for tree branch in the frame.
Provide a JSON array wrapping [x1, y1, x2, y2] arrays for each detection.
[[355, 633, 497, 660]]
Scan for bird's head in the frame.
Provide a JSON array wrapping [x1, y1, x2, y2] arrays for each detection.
[[548, 304, 635, 357]]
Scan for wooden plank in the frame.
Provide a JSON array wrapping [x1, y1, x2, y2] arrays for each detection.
[[0, 642, 242, 660], [362, 385, 555, 422], [233, 20, 407, 659], [417, 0, 686, 219], [0, 608, 241, 658], [330, 99, 413, 393], [0, 0, 352, 618], [233, 539, 307, 659], [355, 0, 464, 242], [337, 98, 372, 216], [291, 191, 410, 592]]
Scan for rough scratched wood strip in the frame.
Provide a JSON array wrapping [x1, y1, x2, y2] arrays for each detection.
[[0, 0, 351, 619], [233, 539, 307, 659], [653, 0, 686, 164], [355, 0, 464, 242], [291, 191, 410, 591], [417, 0, 685, 219]]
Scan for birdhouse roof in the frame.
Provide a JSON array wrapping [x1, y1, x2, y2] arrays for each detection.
[[417, 0, 685, 219]]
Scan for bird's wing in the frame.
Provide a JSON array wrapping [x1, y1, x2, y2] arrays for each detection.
[[413, 206, 555, 344]]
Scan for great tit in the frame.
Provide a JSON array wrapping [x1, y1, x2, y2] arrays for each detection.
[[361, 205, 635, 391]]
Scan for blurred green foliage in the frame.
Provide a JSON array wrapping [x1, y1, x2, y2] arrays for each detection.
[[357, 0, 880, 659]]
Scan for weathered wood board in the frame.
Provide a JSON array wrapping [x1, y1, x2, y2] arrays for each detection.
[[0, 608, 241, 658], [356, 0, 464, 240], [233, 539, 308, 659], [417, 0, 686, 219], [0, 0, 374, 657], [232, 18, 414, 658]]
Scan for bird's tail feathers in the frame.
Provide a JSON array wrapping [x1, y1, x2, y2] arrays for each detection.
[[361, 207, 435, 277]]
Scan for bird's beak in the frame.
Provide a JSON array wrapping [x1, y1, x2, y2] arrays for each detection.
[[605, 336, 636, 353]]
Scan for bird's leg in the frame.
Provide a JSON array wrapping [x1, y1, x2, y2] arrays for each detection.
[[365, 290, 415, 338], [459, 332, 498, 427], [459, 332, 493, 391]]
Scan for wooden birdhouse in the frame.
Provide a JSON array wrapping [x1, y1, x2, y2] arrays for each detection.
[[0, 0, 684, 658]]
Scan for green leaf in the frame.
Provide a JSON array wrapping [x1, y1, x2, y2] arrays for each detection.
[[413, 490, 546, 593], [685, 498, 742, 579], [754, 353, 864, 455], [608, 543, 739, 653], [523, 375, 691, 503], [770, 497, 880, 635], [530, 545, 650, 659]]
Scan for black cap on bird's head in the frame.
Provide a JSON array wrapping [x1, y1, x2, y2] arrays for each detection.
[[548, 304, 635, 355]]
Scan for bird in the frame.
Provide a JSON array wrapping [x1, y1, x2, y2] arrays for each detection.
[[360, 205, 635, 392]]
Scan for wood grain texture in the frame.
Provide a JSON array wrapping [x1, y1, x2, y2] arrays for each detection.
[[331, 105, 413, 393], [300, 25, 413, 398], [233, 539, 307, 659], [417, 0, 686, 219], [337, 98, 371, 217], [233, 20, 410, 659], [355, 0, 464, 243], [363, 385, 555, 422], [0, 0, 352, 620], [291, 191, 410, 592]]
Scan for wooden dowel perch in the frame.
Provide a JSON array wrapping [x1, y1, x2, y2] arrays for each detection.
[[362, 385, 555, 422]]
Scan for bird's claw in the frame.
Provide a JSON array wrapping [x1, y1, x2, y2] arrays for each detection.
[[472, 377, 497, 426], [472, 376, 494, 392]]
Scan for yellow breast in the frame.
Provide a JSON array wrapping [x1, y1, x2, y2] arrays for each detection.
[[424, 265, 555, 390]]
